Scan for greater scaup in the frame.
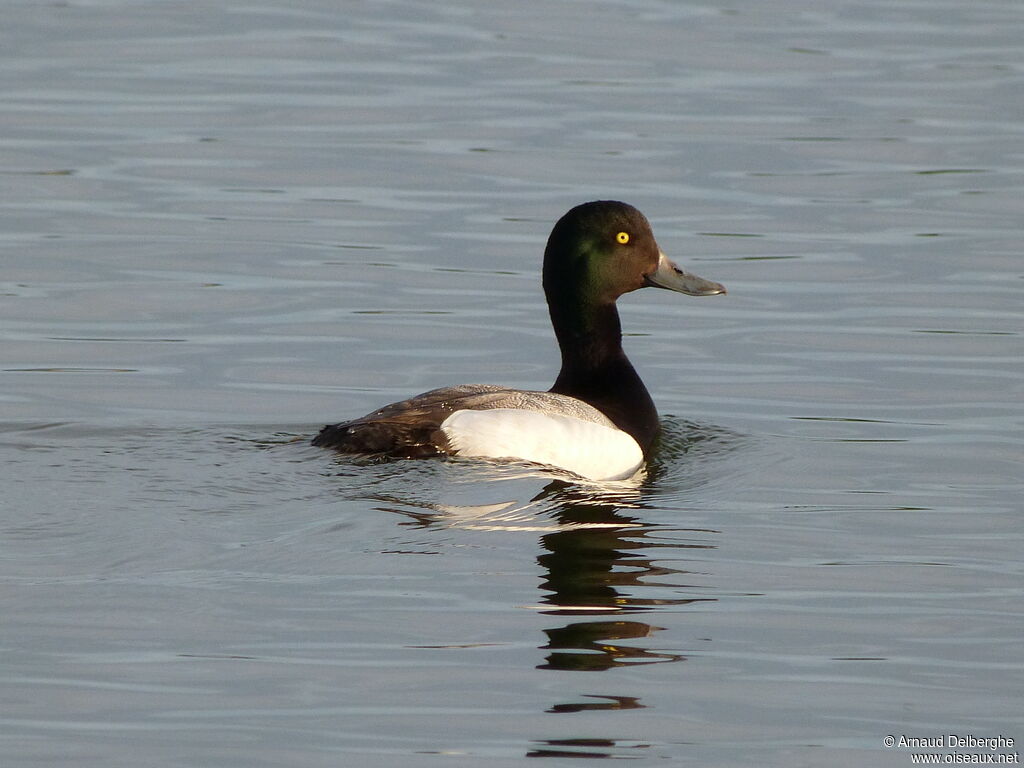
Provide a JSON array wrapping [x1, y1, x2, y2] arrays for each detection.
[[313, 200, 726, 480]]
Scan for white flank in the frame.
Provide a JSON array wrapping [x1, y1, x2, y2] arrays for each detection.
[[440, 408, 644, 482]]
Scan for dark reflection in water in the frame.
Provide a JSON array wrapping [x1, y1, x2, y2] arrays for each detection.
[[527, 737, 651, 759], [546, 694, 643, 714], [539, 620, 680, 672], [537, 489, 713, 613], [532, 481, 716, 673]]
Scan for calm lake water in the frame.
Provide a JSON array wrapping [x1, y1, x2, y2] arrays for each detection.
[[2, 1, 1022, 766]]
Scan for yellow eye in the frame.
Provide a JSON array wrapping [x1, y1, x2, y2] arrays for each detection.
[[616, 231, 630, 244]]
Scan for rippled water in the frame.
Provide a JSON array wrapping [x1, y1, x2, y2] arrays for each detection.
[[2, 1, 1022, 766]]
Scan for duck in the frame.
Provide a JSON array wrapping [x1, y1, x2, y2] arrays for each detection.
[[312, 200, 726, 481]]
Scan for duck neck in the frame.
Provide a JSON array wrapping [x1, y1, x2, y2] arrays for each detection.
[[548, 301, 659, 452]]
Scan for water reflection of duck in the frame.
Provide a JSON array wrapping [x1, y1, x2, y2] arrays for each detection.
[[314, 201, 726, 481], [534, 486, 713, 672]]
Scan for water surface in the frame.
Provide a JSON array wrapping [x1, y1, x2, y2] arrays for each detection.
[[2, 1, 1022, 766]]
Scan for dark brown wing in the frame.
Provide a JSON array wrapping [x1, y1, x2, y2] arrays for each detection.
[[312, 385, 513, 457], [312, 384, 614, 458]]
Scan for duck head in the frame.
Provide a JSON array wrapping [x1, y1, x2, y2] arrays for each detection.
[[543, 200, 726, 312]]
